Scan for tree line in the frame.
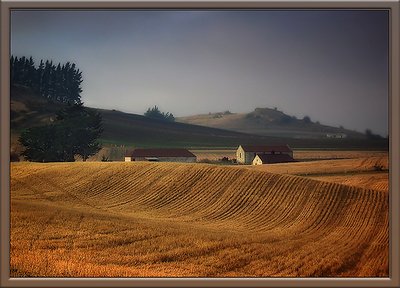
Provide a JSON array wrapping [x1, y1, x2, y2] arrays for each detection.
[[11, 56, 103, 162], [10, 55, 82, 104], [144, 105, 175, 122]]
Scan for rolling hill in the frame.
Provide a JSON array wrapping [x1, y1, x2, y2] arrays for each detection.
[[10, 161, 388, 277], [177, 108, 366, 139], [10, 85, 277, 150], [11, 84, 388, 152]]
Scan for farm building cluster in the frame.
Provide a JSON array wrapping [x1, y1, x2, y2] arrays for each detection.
[[124, 148, 196, 163], [236, 145, 295, 165], [125, 145, 295, 165]]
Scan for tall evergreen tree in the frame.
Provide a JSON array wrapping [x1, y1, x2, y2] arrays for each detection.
[[10, 55, 83, 104]]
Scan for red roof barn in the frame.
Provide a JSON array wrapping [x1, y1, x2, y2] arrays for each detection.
[[125, 148, 196, 163]]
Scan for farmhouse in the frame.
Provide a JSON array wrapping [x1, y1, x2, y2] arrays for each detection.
[[125, 148, 196, 163], [236, 145, 294, 165], [252, 153, 296, 165], [326, 133, 347, 139]]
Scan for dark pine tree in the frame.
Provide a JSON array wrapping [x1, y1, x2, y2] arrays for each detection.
[[10, 55, 83, 104]]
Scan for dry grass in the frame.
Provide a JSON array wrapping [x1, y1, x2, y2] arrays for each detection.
[[10, 161, 388, 277], [247, 156, 388, 175], [309, 173, 389, 192], [292, 150, 388, 160], [244, 153, 389, 192]]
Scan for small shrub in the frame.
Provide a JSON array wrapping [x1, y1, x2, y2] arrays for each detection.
[[303, 116, 311, 124], [373, 163, 384, 171]]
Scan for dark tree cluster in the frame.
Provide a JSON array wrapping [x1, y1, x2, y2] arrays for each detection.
[[365, 129, 383, 140], [19, 103, 103, 162], [303, 116, 312, 124], [144, 105, 175, 122], [10, 56, 83, 104], [279, 114, 296, 124]]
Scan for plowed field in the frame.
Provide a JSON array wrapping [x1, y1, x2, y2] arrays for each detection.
[[10, 162, 388, 277], [249, 156, 388, 175]]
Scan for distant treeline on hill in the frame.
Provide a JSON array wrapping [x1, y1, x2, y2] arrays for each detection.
[[10, 56, 82, 104]]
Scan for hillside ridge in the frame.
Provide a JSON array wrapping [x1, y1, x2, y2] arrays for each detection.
[[177, 107, 366, 139], [11, 84, 388, 150]]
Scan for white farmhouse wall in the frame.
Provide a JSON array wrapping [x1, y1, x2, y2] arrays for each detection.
[[124, 157, 132, 162], [236, 145, 293, 165], [236, 146, 246, 164], [252, 155, 263, 165], [237, 146, 256, 164]]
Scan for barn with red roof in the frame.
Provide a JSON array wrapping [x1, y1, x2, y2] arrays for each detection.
[[236, 145, 294, 165], [125, 148, 196, 163]]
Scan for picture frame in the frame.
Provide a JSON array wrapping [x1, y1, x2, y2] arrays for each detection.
[[1, 1, 399, 287]]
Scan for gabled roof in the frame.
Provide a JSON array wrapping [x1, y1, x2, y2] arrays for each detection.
[[130, 148, 196, 158], [240, 145, 292, 153], [255, 153, 295, 164]]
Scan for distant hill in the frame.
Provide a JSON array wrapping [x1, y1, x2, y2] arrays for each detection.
[[177, 108, 366, 139], [10, 85, 388, 153], [10, 85, 283, 150]]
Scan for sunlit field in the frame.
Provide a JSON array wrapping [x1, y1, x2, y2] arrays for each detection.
[[10, 157, 388, 277]]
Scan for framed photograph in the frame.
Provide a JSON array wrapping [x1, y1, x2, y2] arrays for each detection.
[[1, 1, 399, 287]]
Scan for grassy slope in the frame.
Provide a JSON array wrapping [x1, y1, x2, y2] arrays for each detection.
[[177, 108, 367, 139], [11, 162, 388, 277], [11, 85, 388, 150], [97, 108, 280, 148]]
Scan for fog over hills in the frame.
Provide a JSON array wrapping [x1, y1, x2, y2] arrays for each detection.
[[177, 108, 366, 139], [11, 84, 387, 151]]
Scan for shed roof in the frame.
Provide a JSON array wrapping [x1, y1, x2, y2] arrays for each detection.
[[240, 145, 292, 153], [130, 148, 196, 158], [255, 153, 295, 164]]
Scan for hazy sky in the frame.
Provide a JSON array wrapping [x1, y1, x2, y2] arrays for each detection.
[[11, 10, 389, 136]]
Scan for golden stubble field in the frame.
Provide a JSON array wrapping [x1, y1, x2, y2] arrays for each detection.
[[10, 154, 389, 277]]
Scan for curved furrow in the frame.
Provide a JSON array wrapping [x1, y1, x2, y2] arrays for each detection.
[[111, 167, 179, 209], [11, 162, 389, 237], [79, 164, 156, 204], [238, 175, 298, 231], [165, 166, 236, 215], [169, 168, 246, 219], [272, 187, 386, 277], [294, 181, 339, 234], [306, 188, 386, 273], [277, 178, 324, 232], [258, 177, 320, 233], [147, 165, 217, 210], [258, 176, 313, 231], [306, 182, 348, 233], [243, 174, 294, 230], [227, 172, 282, 228], [10, 161, 389, 277], [202, 171, 284, 225], [210, 172, 266, 222], [194, 170, 257, 222], [237, 175, 295, 231], [143, 166, 230, 219]]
